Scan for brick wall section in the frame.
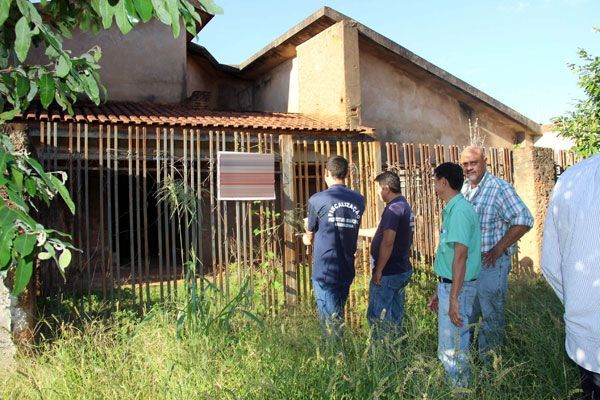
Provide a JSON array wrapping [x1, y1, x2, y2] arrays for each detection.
[[513, 147, 555, 274]]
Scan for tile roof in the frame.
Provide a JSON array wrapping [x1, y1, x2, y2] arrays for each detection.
[[20, 102, 361, 133]]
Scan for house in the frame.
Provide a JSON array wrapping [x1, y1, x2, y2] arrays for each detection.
[[27, 7, 541, 147], [15, 6, 548, 311], [187, 7, 542, 147]]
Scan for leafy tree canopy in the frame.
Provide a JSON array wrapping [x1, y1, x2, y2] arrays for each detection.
[[0, 0, 222, 123], [553, 39, 600, 158]]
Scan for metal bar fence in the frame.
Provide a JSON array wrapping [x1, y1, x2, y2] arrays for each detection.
[[33, 125, 518, 325]]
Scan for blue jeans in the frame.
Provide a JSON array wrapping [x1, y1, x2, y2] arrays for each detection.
[[470, 254, 511, 357], [312, 280, 350, 339], [438, 280, 477, 387], [367, 270, 412, 339]]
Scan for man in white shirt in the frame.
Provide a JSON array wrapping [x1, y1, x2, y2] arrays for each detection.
[[542, 153, 600, 399]]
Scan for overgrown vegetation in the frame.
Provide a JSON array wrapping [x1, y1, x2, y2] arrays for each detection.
[[0, 130, 76, 295], [0, 273, 580, 399]]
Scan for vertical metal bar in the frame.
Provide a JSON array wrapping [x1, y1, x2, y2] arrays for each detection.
[[196, 129, 203, 288], [67, 123, 75, 303], [295, 140, 305, 303], [162, 128, 171, 299], [314, 141, 321, 192], [215, 131, 224, 303], [170, 127, 177, 298], [156, 127, 164, 302], [135, 127, 144, 309], [242, 133, 248, 298], [189, 128, 196, 290], [127, 126, 137, 307], [266, 135, 272, 314], [106, 125, 114, 311], [235, 132, 242, 288], [99, 125, 106, 302], [222, 131, 230, 303], [142, 127, 150, 308], [269, 134, 278, 314], [247, 132, 255, 305], [84, 123, 91, 312], [53, 122, 57, 172], [209, 130, 218, 305], [183, 128, 190, 288], [114, 126, 121, 304], [258, 134, 266, 310], [75, 124, 83, 308]]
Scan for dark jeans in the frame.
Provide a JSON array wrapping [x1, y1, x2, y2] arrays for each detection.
[[579, 366, 600, 400], [312, 280, 350, 339], [367, 269, 412, 339]]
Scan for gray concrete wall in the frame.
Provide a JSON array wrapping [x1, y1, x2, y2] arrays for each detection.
[[359, 46, 531, 147], [253, 58, 298, 113], [296, 20, 360, 127], [28, 20, 188, 103], [513, 146, 556, 274]]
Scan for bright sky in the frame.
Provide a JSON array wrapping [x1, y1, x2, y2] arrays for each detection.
[[196, 0, 599, 124]]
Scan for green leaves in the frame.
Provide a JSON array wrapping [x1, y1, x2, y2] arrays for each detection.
[[13, 233, 37, 258], [37, 74, 56, 108], [199, 0, 223, 15], [165, 0, 180, 37], [0, 138, 78, 294], [151, 0, 171, 25], [15, 73, 30, 98], [49, 174, 75, 214], [554, 45, 600, 158], [99, 0, 116, 29], [115, 0, 132, 34], [0, 226, 16, 270], [58, 248, 72, 272], [82, 73, 100, 105], [13, 257, 33, 295], [133, 0, 153, 23], [0, 0, 12, 27], [56, 55, 72, 78], [14, 16, 32, 63]]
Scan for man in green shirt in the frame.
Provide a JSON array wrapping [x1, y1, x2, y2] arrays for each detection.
[[427, 162, 481, 387]]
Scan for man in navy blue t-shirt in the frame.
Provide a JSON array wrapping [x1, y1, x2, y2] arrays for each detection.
[[303, 156, 365, 338], [368, 171, 414, 338]]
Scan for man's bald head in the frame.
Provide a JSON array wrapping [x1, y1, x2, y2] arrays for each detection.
[[460, 146, 486, 162], [460, 146, 487, 187]]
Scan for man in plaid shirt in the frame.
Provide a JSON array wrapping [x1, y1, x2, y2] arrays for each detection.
[[460, 146, 533, 360]]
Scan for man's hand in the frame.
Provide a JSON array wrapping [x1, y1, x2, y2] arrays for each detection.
[[427, 293, 439, 313], [449, 296, 463, 327], [482, 245, 502, 268], [372, 269, 383, 286]]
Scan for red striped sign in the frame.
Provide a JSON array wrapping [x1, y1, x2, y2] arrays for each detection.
[[217, 152, 276, 200]]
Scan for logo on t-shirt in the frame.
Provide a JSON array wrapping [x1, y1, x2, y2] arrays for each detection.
[[327, 202, 362, 229]]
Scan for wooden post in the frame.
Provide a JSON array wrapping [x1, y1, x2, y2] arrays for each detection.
[[279, 134, 297, 305], [371, 141, 384, 221]]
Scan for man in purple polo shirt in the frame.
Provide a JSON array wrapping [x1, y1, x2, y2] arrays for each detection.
[[368, 171, 414, 338]]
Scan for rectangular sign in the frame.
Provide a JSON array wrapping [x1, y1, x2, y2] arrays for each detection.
[[217, 151, 276, 200]]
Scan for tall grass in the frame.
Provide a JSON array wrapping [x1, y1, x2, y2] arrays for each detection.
[[0, 274, 579, 400]]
